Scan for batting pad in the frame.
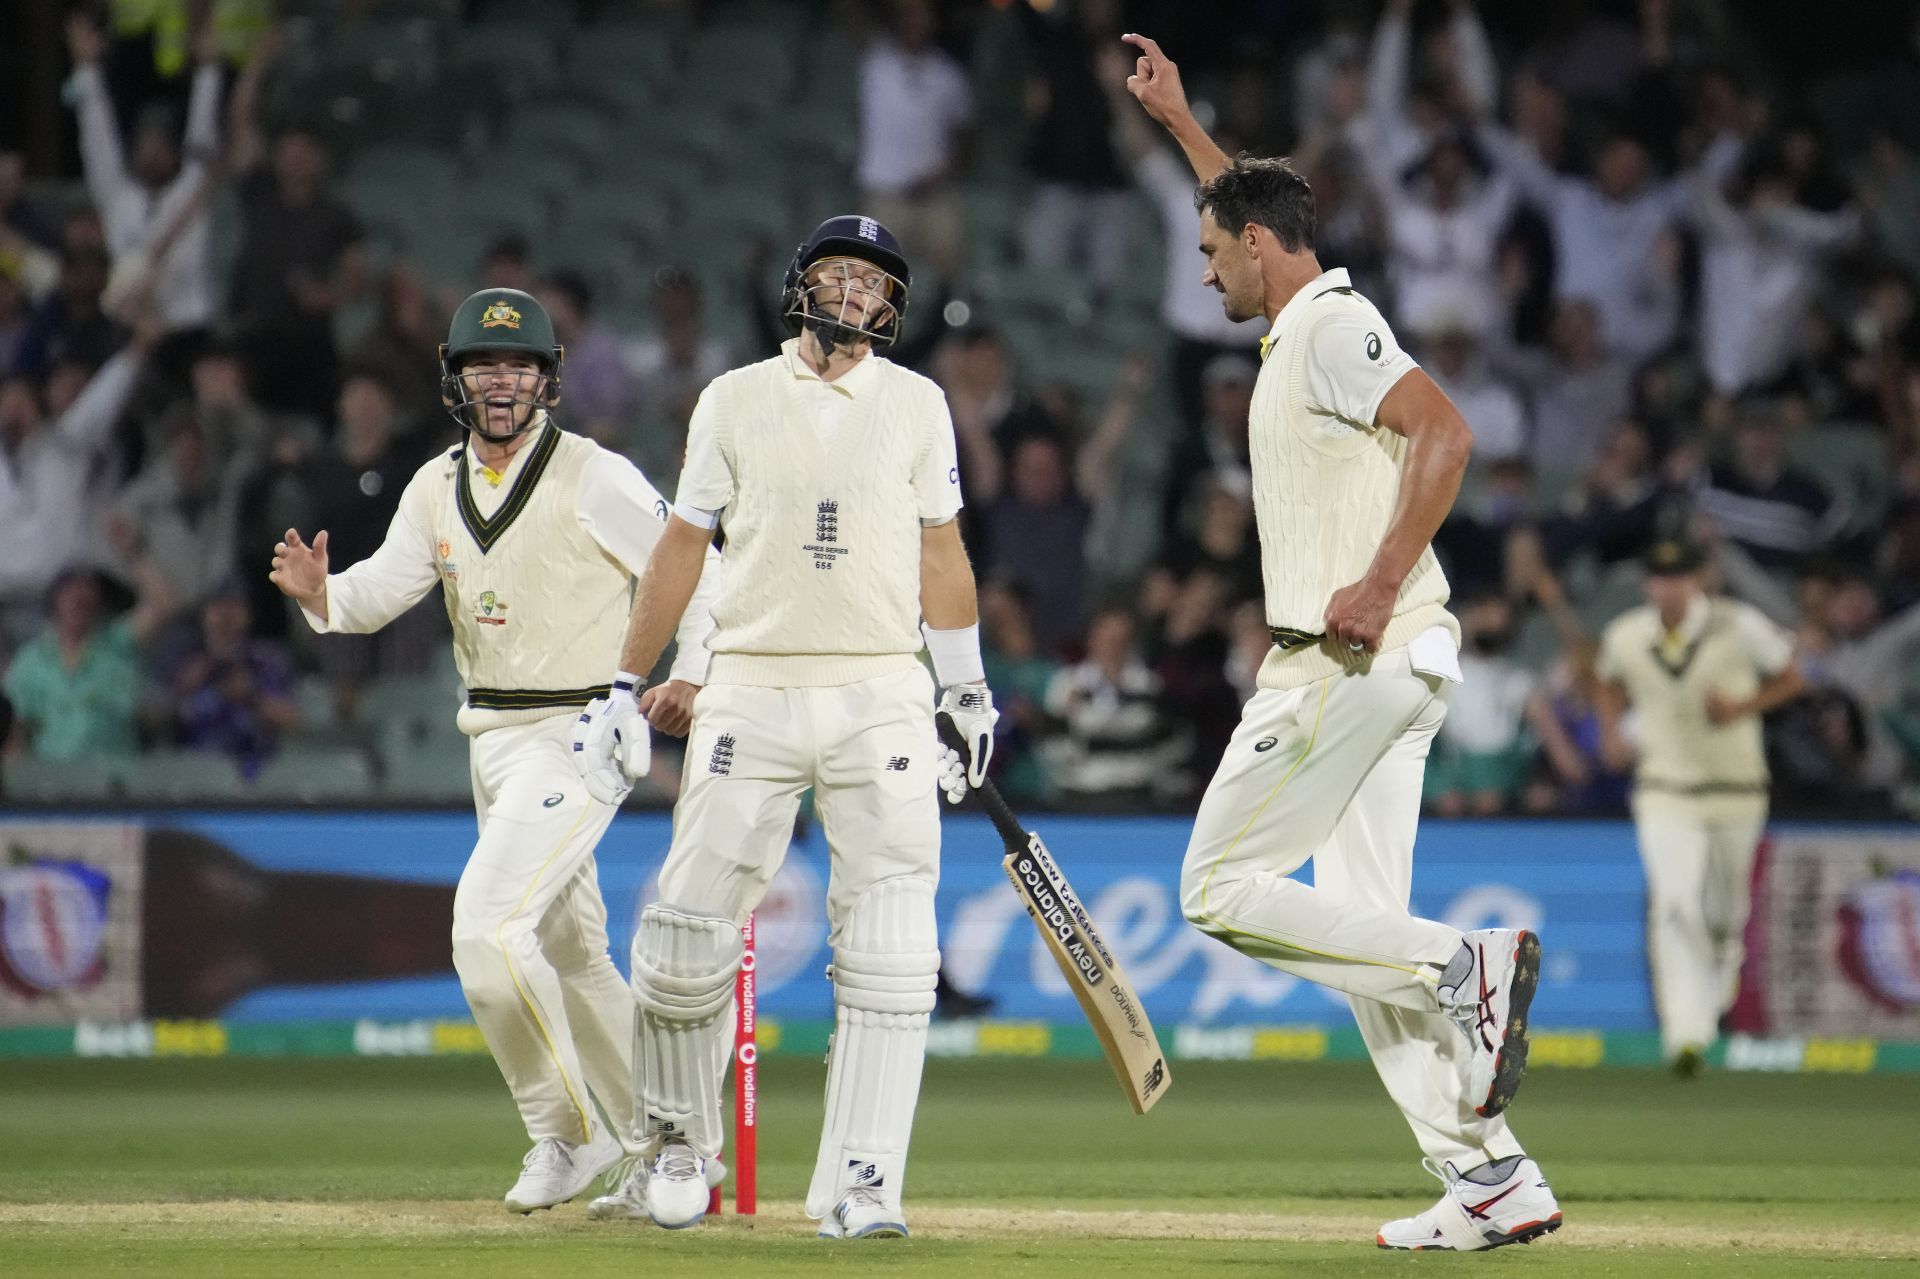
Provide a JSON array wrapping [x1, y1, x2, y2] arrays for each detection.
[[629, 905, 742, 1157], [805, 875, 940, 1219]]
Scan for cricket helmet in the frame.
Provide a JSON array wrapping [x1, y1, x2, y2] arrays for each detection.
[[781, 215, 911, 353], [438, 287, 564, 440]]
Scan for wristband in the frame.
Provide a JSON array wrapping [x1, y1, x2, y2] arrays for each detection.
[[921, 622, 985, 688], [611, 670, 646, 702]]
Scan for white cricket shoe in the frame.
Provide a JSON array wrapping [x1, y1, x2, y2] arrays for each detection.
[[817, 1187, 909, 1240], [585, 1155, 647, 1221], [646, 1139, 726, 1229], [1439, 928, 1541, 1118], [504, 1129, 622, 1213], [1376, 1157, 1562, 1251]]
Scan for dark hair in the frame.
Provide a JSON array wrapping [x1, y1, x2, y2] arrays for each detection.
[[1194, 155, 1315, 252]]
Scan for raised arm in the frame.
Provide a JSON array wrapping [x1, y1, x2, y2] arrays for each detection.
[[1120, 34, 1230, 183], [1448, 0, 1500, 118], [67, 17, 137, 236], [1075, 353, 1149, 502], [226, 25, 284, 175]]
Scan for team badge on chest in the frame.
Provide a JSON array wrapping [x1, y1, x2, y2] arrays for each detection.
[[474, 589, 509, 627], [805, 499, 850, 571]]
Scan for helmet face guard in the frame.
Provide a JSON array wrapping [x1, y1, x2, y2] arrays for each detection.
[[780, 216, 912, 356], [438, 346, 563, 443]]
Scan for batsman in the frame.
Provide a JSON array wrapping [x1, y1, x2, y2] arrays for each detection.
[[270, 288, 723, 1212], [572, 216, 993, 1239]]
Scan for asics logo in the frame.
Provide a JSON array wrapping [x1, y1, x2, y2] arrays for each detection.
[[1472, 944, 1500, 1051]]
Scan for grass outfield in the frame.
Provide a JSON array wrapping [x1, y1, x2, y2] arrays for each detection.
[[3, 1056, 1917, 1276]]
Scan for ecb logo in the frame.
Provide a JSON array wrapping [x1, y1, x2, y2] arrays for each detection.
[[856, 217, 880, 242]]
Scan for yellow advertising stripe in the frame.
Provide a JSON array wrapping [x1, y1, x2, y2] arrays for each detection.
[[495, 804, 596, 1143], [1195, 680, 1422, 978]]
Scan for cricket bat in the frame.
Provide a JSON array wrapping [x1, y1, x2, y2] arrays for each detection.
[[936, 714, 1171, 1114]]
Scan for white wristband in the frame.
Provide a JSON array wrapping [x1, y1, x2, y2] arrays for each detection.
[[611, 670, 645, 702], [922, 622, 985, 688]]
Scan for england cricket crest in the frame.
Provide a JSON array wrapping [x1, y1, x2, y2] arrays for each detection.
[[805, 499, 849, 571]]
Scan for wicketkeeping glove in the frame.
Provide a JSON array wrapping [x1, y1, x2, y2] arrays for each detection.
[[935, 683, 997, 805], [571, 678, 652, 806]]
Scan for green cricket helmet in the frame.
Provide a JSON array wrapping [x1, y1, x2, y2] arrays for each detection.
[[438, 287, 565, 441]]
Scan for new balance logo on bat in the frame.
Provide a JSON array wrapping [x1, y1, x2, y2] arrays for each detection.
[[709, 734, 736, 776], [1142, 1057, 1165, 1096], [1009, 852, 1105, 987]]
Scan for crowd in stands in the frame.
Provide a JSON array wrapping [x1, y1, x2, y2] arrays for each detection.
[[4, 0, 1920, 818]]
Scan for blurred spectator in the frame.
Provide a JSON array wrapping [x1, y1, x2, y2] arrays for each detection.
[[1542, 420, 1677, 568], [301, 371, 443, 723], [539, 269, 638, 448], [159, 580, 298, 779], [64, 11, 223, 337], [626, 266, 733, 479], [1423, 324, 1526, 461], [0, 270, 29, 371], [185, 336, 273, 468], [1162, 352, 1256, 543], [1695, 404, 1837, 569], [1155, 472, 1261, 605], [2, 566, 171, 764], [343, 261, 448, 416], [0, 324, 155, 614], [0, 156, 60, 302], [1797, 573, 1920, 795], [0, 150, 61, 254], [1362, 0, 1499, 179], [1861, 128, 1920, 281], [224, 31, 367, 419], [979, 575, 1060, 804], [1145, 564, 1241, 783], [972, 358, 1144, 650], [1427, 593, 1536, 816], [479, 234, 535, 292], [105, 403, 262, 611], [1043, 606, 1187, 805], [11, 243, 121, 380], [1020, 0, 1129, 296], [1098, 44, 1264, 428], [857, 0, 973, 283], [939, 326, 1066, 479], [1433, 456, 1534, 599], [1355, 129, 1515, 345], [1691, 143, 1861, 397], [1479, 112, 1714, 361], [1525, 638, 1633, 815], [1487, 298, 1633, 474]]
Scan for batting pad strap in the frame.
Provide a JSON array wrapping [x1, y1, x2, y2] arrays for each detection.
[[629, 905, 741, 1157], [921, 621, 985, 688]]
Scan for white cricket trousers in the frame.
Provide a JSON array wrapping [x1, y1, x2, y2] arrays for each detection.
[[656, 667, 942, 932], [1179, 648, 1523, 1169], [453, 712, 635, 1147], [1630, 790, 1766, 1059]]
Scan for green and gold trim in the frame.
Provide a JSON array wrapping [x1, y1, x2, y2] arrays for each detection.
[[466, 684, 610, 711], [1268, 625, 1325, 652], [456, 422, 561, 554]]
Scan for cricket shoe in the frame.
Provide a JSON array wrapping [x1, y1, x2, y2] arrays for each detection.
[[1376, 1157, 1561, 1251], [817, 1187, 909, 1240], [646, 1139, 727, 1229], [585, 1155, 648, 1221], [1439, 928, 1541, 1118], [504, 1129, 623, 1213]]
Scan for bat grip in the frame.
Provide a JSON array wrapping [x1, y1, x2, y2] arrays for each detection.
[[936, 711, 1029, 848]]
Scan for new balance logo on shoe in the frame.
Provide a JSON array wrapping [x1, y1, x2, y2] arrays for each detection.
[[709, 734, 736, 776]]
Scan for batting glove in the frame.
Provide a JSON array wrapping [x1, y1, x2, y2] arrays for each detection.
[[571, 676, 651, 806], [936, 683, 997, 805]]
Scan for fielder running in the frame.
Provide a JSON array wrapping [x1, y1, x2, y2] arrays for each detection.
[[269, 288, 722, 1211], [1122, 35, 1558, 1251], [1597, 537, 1803, 1075], [571, 216, 992, 1239]]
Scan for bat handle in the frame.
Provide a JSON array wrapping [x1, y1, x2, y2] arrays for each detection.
[[935, 711, 1029, 848]]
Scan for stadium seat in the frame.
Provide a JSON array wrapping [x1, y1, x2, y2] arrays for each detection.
[[121, 751, 248, 803], [0, 756, 120, 803], [252, 748, 378, 803]]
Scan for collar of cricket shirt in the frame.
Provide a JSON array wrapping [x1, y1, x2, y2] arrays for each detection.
[[783, 337, 879, 399], [1655, 592, 1712, 668], [1261, 266, 1352, 363], [456, 414, 559, 554]]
